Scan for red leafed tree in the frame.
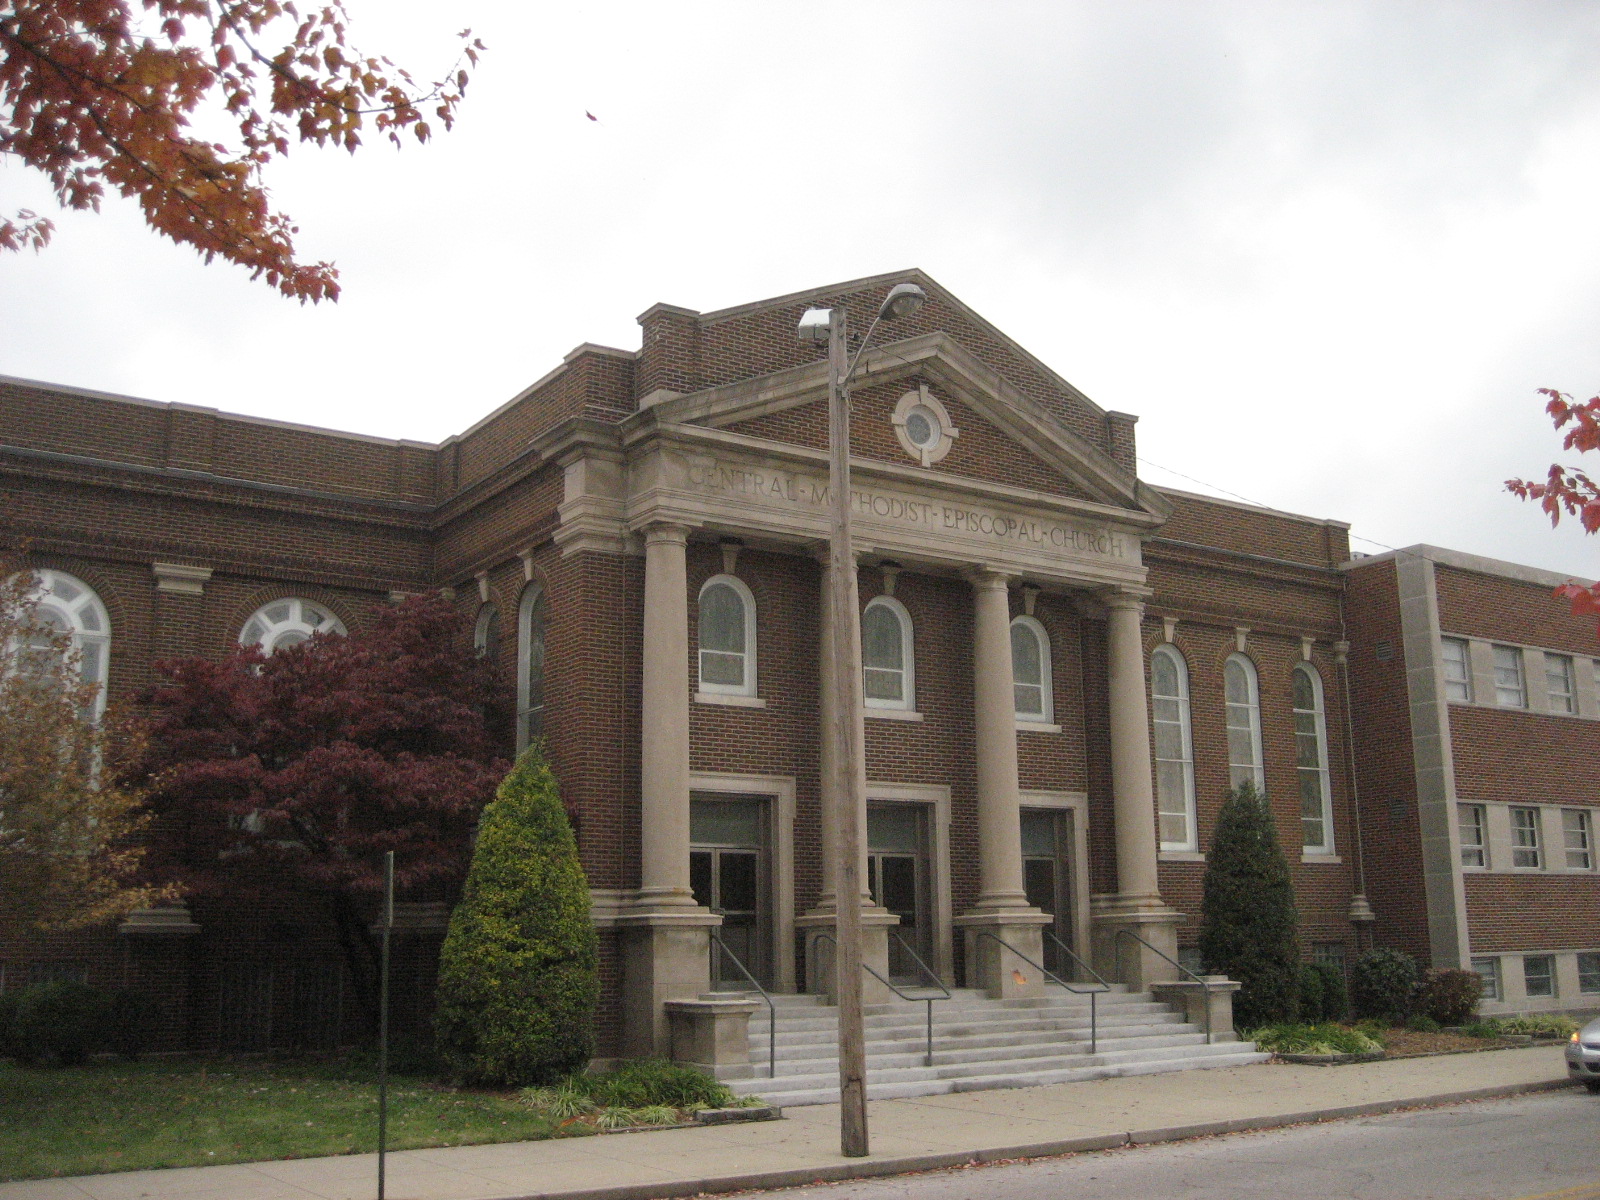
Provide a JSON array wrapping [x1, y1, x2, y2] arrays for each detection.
[[0, 1, 482, 302], [1507, 388, 1600, 629], [131, 592, 509, 1032]]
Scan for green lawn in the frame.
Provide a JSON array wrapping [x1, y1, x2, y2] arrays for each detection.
[[0, 1057, 581, 1181]]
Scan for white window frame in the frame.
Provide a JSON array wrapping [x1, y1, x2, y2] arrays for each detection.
[[1523, 953, 1556, 998], [861, 596, 914, 711], [1009, 616, 1053, 723], [1292, 663, 1335, 854], [13, 569, 112, 721], [697, 575, 757, 697], [1546, 653, 1576, 714], [1458, 803, 1487, 869], [1510, 805, 1543, 869], [239, 597, 346, 655], [1471, 956, 1502, 1002], [1493, 644, 1527, 709], [1563, 808, 1593, 870], [1440, 637, 1472, 702], [1224, 653, 1265, 793], [1579, 952, 1600, 995], [1151, 644, 1197, 853], [516, 583, 547, 751]]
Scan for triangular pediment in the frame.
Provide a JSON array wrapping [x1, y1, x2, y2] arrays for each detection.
[[639, 331, 1171, 523]]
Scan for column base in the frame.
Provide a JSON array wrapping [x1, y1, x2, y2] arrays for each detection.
[[664, 994, 761, 1080], [953, 908, 1053, 999], [795, 903, 900, 1005], [617, 904, 721, 1059], [1089, 894, 1185, 991], [1148, 977, 1241, 1042]]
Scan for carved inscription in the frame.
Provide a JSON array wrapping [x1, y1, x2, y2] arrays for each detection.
[[683, 459, 1127, 559]]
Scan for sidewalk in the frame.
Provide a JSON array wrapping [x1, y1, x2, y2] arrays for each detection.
[[1, 1047, 1573, 1200]]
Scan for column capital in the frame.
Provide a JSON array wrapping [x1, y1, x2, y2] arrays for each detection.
[[643, 521, 691, 547], [1100, 585, 1153, 614], [964, 566, 1015, 592]]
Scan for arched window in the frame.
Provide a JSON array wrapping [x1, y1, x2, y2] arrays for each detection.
[[473, 604, 501, 661], [1010, 616, 1053, 722], [1224, 653, 1265, 792], [1151, 645, 1196, 851], [1293, 664, 1335, 852], [697, 575, 756, 696], [516, 584, 547, 749], [240, 598, 346, 653], [862, 596, 914, 710], [12, 569, 112, 720]]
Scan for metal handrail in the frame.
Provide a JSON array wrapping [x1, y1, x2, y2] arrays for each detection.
[[708, 931, 777, 1078], [814, 932, 952, 1066], [1042, 930, 1115, 990], [973, 931, 1108, 1055], [1113, 928, 1213, 1044]]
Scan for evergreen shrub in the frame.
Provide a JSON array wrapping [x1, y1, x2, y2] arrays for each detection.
[[1313, 960, 1350, 1022], [1351, 947, 1420, 1022], [434, 744, 599, 1086], [2, 981, 115, 1065], [1415, 968, 1482, 1026], [1296, 964, 1324, 1022], [1198, 781, 1301, 1029]]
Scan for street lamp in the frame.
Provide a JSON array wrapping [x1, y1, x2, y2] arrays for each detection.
[[798, 282, 926, 1157]]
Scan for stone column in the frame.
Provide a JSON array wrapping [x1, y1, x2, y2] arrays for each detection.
[[1090, 589, 1184, 990], [954, 569, 1049, 999], [797, 552, 897, 1003], [620, 521, 718, 1058]]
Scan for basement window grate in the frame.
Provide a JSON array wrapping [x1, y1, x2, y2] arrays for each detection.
[[1375, 640, 1395, 662]]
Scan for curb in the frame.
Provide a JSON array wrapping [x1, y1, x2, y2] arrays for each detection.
[[473, 1076, 1575, 1200]]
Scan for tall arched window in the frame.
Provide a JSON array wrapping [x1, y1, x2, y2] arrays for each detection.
[[1151, 645, 1196, 851], [1293, 664, 1335, 852], [473, 604, 501, 661], [862, 596, 914, 710], [697, 575, 756, 696], [1224, 653, 1265, 792], [14, 569, 112, 720], [516, 584, 547, 749], [240, 598, 346, 653], [1010, 616, 1053, 723]]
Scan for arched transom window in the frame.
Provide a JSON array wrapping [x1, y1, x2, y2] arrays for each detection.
[[1150, 644, 1196, 851], [1010, 616, 1053, 723], [698, 575, 756, 696], [862, 596, 914, 710], [516, 584, 547, 750], [240, 598, 346, 653], [13, 569, 112, 719], [1224, 653, 1265, 792], [1293, 664, 1335, 852]]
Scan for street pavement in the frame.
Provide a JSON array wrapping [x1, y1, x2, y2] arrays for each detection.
[[0, 1045, 1573, 1200]]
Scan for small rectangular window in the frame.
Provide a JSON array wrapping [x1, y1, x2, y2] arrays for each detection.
[[1563, 809, 1593, 870], [1441, 638, 1472, 702], [1472, 957, 1502, 1002], [1523, 954, 1555, 998], [1511, 806, 1543, 868], [1579, 953, 1600, 995], [1312, 942, 1347, 973], [1459, 804, 1487, 868], [1547, 654, 1576, 714], [1493, 645, 1527, 708]]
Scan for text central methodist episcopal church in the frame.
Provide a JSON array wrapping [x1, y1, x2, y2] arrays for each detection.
[[5, 270, 1600, 1067]]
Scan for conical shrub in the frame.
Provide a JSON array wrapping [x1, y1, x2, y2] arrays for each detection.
[[1198, 780, 1301, 1029], [434, 744, 598, 1085]]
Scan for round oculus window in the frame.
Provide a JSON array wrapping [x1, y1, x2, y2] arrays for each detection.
[[903, 404, 939, 449]]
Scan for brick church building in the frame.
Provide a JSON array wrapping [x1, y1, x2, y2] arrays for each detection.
[[2, 269, 1597, 1065]]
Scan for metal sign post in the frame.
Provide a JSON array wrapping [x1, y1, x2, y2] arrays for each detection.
[[377, 850, 394, 1200]]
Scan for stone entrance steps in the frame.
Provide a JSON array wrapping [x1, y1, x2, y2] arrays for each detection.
[[725, 985, 1266, 1107]]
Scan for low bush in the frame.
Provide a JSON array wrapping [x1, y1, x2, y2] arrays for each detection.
[[1351, 948, 1420, 1022], [1247, 1023, 1384, 1055], [1405, 1014, 1441, 1033], [1497, 1014, 1579, 1038], [1415, 968, 1482, 1026], [568, 1059, 739, 1110], [1297, 961, 1349, 1023], [0, 983, 155, 1066], [1297, 965, 1324, 1024]]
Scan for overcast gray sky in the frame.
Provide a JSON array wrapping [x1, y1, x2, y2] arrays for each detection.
[[4, 1, 1599, 575]]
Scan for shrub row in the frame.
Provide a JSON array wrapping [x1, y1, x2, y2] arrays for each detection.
[[0, 981, 153, 1065]]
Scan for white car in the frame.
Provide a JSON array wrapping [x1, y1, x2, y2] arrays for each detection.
[[1566, 1017, 1600, 1094]]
